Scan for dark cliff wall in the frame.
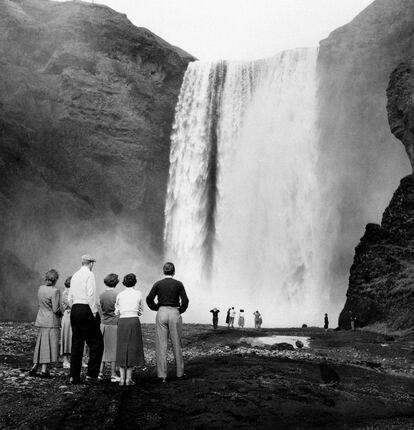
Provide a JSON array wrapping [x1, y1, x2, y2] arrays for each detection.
[[339, 61, 414, 330], [317, 0, 412, 309], [0, 0, 194, 320]]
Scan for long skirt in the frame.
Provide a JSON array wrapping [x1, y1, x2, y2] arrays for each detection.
[[116, 317, 145, 367], [33, 327, 59, 364], [101, 324, 117, 362], [60, 311, 72, 355]]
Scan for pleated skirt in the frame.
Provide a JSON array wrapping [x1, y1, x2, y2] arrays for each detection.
[[33, 327, 59, 364], [116, 317, 145, 367], [60, 311, 72, 355], [101, 324, 117, 362]]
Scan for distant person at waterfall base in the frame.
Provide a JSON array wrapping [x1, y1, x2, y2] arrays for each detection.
[[68, 254, 103, 384], [324, 313, 329, 333], [210, 308, 220, 329], [226, 308, 231, 327], [99, 273, 120, 383], [238, 309, 245, 329], [30, 269, 61, 378], [115, 273, 145, 386], [229, 307, 236, 328], [146, 262, 189, 383], [254, 311, 262, 330], [349, 311, 357, 331], [60, 276, 72, 369]]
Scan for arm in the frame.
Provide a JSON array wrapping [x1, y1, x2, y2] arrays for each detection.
[[146, 285, 159, 311], [178, 283, 189, 314], [138, 297, 143, 317], [115, 294, 120, 316], [52, 288, 61, 315], [87, 272, 97, 315], [68, 287, 73, 308]]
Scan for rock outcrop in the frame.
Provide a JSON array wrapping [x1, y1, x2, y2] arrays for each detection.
[[339, 62, 414, 330], [317, 0, 413, 307], [0, 0, 194, 320]]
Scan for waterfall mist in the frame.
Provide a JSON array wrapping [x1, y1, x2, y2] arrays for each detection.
[[165, 48, 335, 327]]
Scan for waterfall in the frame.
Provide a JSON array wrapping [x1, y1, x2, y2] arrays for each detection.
[[165, 48, 333, 327]]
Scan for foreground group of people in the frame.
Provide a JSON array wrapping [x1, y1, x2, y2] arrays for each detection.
[[30, 255, 189, 386]]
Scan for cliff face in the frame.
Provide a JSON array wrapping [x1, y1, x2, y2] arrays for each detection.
[[339, 62, 414, 330], [317, 0, 413, 308], [0, 0, 194, 320]]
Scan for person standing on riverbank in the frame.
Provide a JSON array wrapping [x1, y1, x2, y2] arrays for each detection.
[[229, 307, 236, 328], [146, 262, 189, 383], [254, 311, 262, 329], [68, 254, 103, 384], [210, 308, 220, 329], [30, 269, 61, 378], [324, 313, 329, 333]]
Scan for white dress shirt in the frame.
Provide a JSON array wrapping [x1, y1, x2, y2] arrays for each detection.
[[68, 265, 98, 314], [115, 288, 143, 318]]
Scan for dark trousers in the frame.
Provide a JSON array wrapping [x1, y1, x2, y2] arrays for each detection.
[[70, 304, 103, 379], [212, 317, 218, 329]]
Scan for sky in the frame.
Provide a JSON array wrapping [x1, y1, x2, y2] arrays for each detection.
[[82, 0, 374, 60]]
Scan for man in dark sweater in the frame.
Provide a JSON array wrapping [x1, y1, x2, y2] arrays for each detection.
[[146, 262, 189, 383]]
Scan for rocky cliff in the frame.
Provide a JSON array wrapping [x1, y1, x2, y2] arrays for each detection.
[[317, 0, 413, 310], [339, 61, 414, 330], [0, 0, 194, 320]]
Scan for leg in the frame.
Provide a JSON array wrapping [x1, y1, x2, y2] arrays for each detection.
[[119, 367, 126, 385], [169, 309, 184, 378], [85, 313, 104, 378], [155, 308, 169, 379], [70, 305, 87, 380], [126, 367, 133, 384]]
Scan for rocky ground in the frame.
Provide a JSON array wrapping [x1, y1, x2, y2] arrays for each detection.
[[0, 322, 413, 429]]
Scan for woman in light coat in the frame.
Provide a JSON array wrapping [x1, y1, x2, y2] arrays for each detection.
[[29, 269, 61, 378]]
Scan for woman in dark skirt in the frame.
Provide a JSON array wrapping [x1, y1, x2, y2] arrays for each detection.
[[115, 273, 145, 386]]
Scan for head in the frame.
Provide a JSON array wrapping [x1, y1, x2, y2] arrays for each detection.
[[45, 269, 59, 286], [123, 273, 137, 288], [231, 307, 234, 310], [163, 262, 175, 276], [81, 254, 96, 270], [325, 313, 328, 316], [64, 276, 72, 289], [240, 309, 244, 312], [104, 273, 119, 288]]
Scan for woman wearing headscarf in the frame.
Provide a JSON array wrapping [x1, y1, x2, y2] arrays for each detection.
[[115, 273, 145, 386], [30, 269, 61, 378]]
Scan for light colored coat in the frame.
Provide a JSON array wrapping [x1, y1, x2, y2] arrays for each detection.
[[34, 285, 61, 328]]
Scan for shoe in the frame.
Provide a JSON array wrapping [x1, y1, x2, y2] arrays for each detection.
[[39, 372, 53, 379], [176, 373, 187, 380], [85, 375, 99, 384], [29, 368, 38, 377], [69, 376, 81, 385], [125, 379, 135, 386], [110, 375, 120, 383]]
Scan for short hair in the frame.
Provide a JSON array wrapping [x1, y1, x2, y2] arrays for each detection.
[[64, 276, 72, 288], [163, 262, 175, 276], [104, 273, 119, 287], [123, 273, 137, 288], [45, 269, 59, 286]]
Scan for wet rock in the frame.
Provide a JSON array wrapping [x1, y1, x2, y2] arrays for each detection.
[[295, 340, 304, 349], [270, 343, 295, 351]]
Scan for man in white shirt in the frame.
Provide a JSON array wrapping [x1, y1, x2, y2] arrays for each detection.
[[68, 254, 103, 384]]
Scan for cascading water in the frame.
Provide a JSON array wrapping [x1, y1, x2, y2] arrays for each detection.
[[165, 47, 334, 327]]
